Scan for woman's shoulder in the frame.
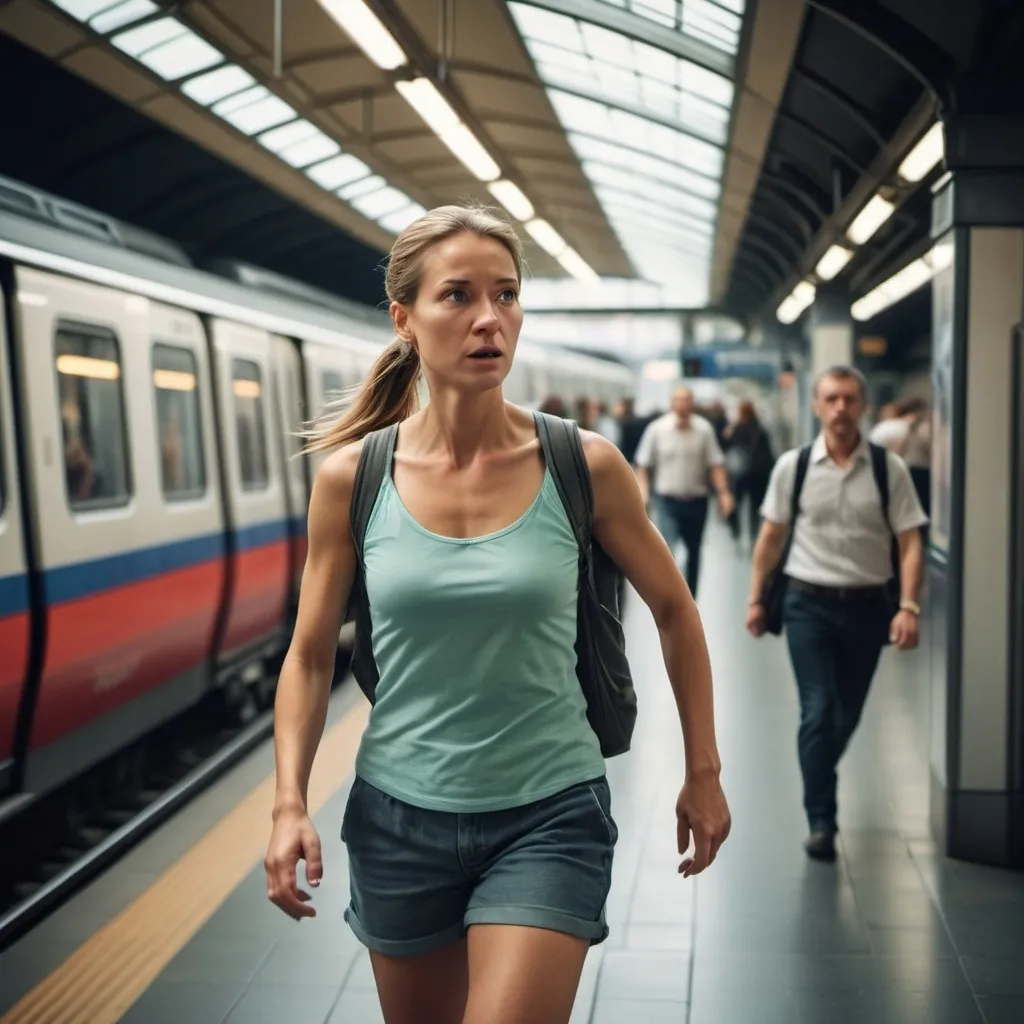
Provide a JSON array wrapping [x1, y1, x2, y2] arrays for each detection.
[[311, 438, 366, 505]]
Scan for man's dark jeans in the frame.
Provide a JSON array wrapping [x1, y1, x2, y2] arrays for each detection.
[[654, 495, 709, 597], [783, 583, 891, 834]]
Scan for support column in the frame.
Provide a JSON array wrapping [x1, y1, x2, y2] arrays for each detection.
[[802, 285, 852, 440], [928, 112, 1024, 868]]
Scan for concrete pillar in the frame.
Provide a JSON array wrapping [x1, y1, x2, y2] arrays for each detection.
[[927, 112, 1024, 868]]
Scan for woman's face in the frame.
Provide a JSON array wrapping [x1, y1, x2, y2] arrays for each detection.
[[392, 231, 523, 394]]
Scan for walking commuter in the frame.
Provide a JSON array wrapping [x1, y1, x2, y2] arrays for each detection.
[[264, 205, 731, 1024], [634, 387, 735, 598], [746, 366, 927, 861], [722, 399, 775, 548]]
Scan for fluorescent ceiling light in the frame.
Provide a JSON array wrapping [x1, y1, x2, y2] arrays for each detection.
[[317, 0, 407, 70], [847, 194, 895, 246], [306, 153, 370, 190], [487, 180, 534, 222], [112, 19, 223, 81], [556, 246, 600, 286], [851, 242, 953, 321], [181, 64, 255, 106], [153, 369, 197, 391], [776, 281, 816, 324], [437, 123, 501, 182], [110, 16, 181, 56], [91, 0, 159, 34], [815, 244, 854, 282], [56, 354, 121, 380], [898, 122, 944, 183], [525, 219, 567, 258], [396, 78, 500, 182], [395, 78, 460, 135]]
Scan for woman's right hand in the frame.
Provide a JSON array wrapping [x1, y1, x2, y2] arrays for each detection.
[[265, 805, 323, 920]]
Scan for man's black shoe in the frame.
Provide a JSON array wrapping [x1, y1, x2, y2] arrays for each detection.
[[804, 830, 837, 862]]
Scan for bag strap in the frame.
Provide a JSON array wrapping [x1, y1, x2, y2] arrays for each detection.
[[533, 411, 593, 563], [868, 442, 894, 536], [349, 424, 399, 561], [790, 444, 812, 524]]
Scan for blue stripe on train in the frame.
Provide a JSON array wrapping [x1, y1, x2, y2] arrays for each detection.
[[0, 572, 29, 618], [43, 520, 290, 605]]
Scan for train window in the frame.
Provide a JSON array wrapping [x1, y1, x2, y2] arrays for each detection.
[[55, 322, 131, 511], [152, 344, 206, 501], [231, 358, 269, 490], [322, 370, 344, 398]]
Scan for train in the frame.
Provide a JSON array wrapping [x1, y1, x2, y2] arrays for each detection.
[[0, 174, 634, 812]]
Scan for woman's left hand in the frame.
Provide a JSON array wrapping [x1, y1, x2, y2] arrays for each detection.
[[676, 773, 731, 877]]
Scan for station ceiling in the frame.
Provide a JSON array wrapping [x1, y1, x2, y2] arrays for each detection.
[[0, 0, 1021, 325]]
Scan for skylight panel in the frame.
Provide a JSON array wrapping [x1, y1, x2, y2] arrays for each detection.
[[52, 0, 117, 21], [585, 162, 716, 219], [350, 186, 414, 221], [507, 3, 578, 46], [636, 0, 676, 27], [339, 175, 386, 200], [138, 32, 224, 80], [214, 90, 296, 135], [379, 203, 427, 235], [90, 0, 158, 34], [110, 16, 182, 57], [181, 64, 255, 106], [306, 153, 371, 190], [529, 40, 593, 78]]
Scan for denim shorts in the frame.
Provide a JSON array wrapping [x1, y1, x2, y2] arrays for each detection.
[[340, 775, 618, 957]]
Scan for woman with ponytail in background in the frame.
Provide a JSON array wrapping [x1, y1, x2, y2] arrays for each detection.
[[264, 206, 730, 1024]]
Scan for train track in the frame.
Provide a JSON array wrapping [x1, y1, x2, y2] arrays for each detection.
[[0, 692, 278, 953]]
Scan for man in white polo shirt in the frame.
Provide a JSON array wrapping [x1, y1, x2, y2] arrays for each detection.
[[746, 366, 927, 861], [635, 386, 734, 598]]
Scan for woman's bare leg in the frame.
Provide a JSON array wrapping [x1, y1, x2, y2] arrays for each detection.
[[370, 939, 469, 1024], [461, 925, 590, 1024]]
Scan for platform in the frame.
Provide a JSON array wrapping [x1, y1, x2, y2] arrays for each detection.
[[2, 526, 1023, 1023]]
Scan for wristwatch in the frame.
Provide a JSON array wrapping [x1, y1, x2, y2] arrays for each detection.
[[899, 599, 921, 616]]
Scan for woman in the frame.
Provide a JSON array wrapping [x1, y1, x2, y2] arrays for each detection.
[[264, 205, 730, 1024], [723, 400, 775, 547]]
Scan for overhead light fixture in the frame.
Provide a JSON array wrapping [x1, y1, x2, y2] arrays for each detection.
[[557, 246, 600, 287], [181, 64, 255, 106], [316, 0, 407, 70], [851, 241, 954, 321], [815, 245, 854, 282], [776, 281, 816, 324], [396, 78, 500, 182], [898, 122, 944, 183], [487, 180, 534, 222], [525, 219, 567, 258], [847, 195, 895, 246]]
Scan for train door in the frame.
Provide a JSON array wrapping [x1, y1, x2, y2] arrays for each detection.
[[300, 339, 356, 480], [12, 268, 223, 795], [270, 335, 308, 608], [210, 318, 290, 667], [0, 286, 31, 794]]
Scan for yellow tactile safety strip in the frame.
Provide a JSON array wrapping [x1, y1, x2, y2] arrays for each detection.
[[0, 700, 369, 1024]]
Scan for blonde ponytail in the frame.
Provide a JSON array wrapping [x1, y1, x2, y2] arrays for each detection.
[[304, 339, 420, 453], [303, 202, 524, 455]]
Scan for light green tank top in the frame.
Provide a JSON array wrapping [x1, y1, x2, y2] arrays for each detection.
[[354, 434, 606, 812]]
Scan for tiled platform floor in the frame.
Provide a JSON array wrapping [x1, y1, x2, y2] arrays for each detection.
[[5, 525, 1024, 1023]]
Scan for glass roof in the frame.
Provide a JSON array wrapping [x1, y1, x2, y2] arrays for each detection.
[[591, 0, 745, 55], [509, 1, 746, 307]]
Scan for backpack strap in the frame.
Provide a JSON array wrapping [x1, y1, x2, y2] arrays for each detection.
[[349, 423, 399, 560], [868, 442, 894, 535], [533, 411, 593, 564], [790, 444, 812, 524]]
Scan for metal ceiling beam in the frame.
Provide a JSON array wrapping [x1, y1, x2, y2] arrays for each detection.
[[791, 66, 888, 149], [773, 109, 870, 177], [511, 0, 735, 79], [806, 0, 956, 107]]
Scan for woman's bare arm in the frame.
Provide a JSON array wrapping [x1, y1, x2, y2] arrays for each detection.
[[266, 443, 360, 919], [584, 432, 730, 874]]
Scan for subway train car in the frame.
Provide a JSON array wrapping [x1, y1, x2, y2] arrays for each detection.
[[0, 176, 634, 810]]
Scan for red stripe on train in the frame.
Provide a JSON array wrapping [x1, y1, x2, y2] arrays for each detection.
[[219, 540, 290, 657], [0, 613, 30, 763], [29, 560, 225, 750]]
